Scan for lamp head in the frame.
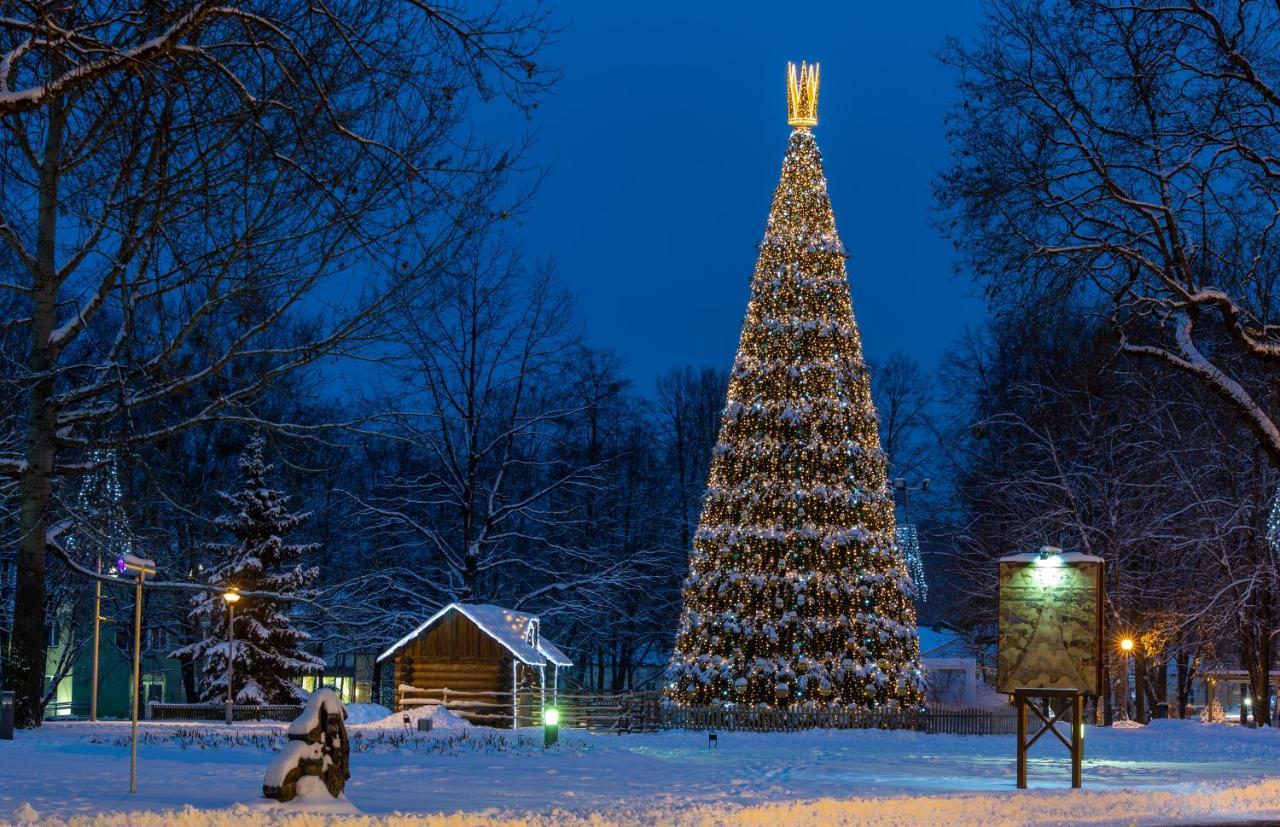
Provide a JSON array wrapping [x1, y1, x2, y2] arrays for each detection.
[[1119, 637, 1135, 652], [222, 589, 241, 604]]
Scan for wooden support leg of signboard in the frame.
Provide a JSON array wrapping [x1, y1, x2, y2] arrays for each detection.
[[1071, 693, 1083, 788], [1016, 695, 1028, 789], [1015, 688, 1086, 790]]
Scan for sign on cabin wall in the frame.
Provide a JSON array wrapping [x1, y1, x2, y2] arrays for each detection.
[[997, 549, 1105, 695]]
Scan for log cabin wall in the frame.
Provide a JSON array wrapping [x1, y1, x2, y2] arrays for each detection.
[[394, 609, 512, 696]]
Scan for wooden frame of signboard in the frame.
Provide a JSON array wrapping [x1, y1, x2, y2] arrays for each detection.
[[997, 549, 1105, 789]]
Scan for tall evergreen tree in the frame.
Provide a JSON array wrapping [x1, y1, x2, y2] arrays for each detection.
[[173, 436, 323, 704], [666, 64, 924, 710]]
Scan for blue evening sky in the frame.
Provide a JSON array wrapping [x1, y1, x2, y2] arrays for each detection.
[[488, 1, 987, 386]]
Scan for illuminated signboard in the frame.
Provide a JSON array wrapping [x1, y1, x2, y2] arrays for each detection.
[[997, 549, 1104, 696]]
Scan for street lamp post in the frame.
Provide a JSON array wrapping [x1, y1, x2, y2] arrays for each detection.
[[222, 589, 241, 726], [90, 555, 102, 722], [1118, 637, 1135, 722], [892, 477, 931, 527], [116, 553, 157, 794]]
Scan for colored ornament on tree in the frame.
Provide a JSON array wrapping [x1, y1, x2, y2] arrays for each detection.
[[665, 63, 925, 710]]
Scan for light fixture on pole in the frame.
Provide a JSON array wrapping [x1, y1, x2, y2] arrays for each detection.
[[222, 589, 241, 726], [115, 553, 157, 794]]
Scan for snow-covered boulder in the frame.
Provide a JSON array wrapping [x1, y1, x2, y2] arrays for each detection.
[[263, 688, 349, 802]]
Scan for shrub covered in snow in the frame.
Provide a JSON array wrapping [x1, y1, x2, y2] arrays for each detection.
[[172, 436, 325, 705]]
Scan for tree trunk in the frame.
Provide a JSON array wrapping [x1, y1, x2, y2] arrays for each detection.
[[8, 98, 66, 728], [1102, 658, 1114, 725], [1134, 654, 1148, 723], [1176, 654, 1195, 719]]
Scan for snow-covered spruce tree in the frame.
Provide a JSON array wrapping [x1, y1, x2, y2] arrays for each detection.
[[173, 436, 324, 704], [665, 64, 924, 711]]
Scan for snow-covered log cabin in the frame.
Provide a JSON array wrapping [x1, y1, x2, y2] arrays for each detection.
[[376, 603, 572, 727]]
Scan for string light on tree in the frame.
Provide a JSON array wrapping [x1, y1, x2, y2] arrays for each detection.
[[66, 449, 134, 563], [665, 63, 925, 711], [1268, 491, 1280, 554], [896, 525, 927, 603]]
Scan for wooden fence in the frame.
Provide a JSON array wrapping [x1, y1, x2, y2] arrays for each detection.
[[396, 686, 660, 731], [662, 704, 1018, 734], [146, 702, 304, 722], [396, 686, 1016, 735]]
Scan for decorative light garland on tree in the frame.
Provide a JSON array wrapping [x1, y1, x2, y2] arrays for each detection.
[[1268, 490, 1280, 555], [66, 449, 134, 564], [664, 63, 925, 711], [896, 524, 927, 604]]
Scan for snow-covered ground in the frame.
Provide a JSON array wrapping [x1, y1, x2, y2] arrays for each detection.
[[4, 717, 1280, 825]]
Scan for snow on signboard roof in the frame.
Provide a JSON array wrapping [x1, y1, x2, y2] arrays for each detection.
[[376, 602, 573, 668], [998, 547, 1104, 564]]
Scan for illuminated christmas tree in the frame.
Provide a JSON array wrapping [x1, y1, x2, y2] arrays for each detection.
[[666, 63, 924, 710]]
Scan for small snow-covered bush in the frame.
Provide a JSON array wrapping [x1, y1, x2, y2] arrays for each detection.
[[88, 728, 286, 751], [83, 724, 584, 755]]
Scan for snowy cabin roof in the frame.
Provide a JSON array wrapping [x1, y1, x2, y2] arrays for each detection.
[[376, 602, 573, 667]]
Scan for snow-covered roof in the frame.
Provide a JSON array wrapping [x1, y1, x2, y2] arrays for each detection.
[[537, 637, 573, 667], [376, 603, 573, 668], [998, 547, 1103, 564], [917, 625, 970, 659]]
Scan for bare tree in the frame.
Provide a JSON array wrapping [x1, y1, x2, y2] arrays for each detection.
[[871, 352, 934, 482], [0, 1, 555, 726], [939, 0, 1280, 462], [344, 240, 606, 611], [655, 366, 727, 553]]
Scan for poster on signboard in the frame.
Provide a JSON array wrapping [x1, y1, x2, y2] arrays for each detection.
[[997, 549, 1104, 695]]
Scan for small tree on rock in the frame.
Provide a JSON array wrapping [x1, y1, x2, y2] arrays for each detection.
[[173, 435, 324, 704]]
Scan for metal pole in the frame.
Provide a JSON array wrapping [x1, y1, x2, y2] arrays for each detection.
[[225, 601, 235, 726], [90, 556, 101, 722], [129, 572, 144, 794]]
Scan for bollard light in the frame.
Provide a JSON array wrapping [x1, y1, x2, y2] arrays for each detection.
[[543, 707, 559, 748], [0, 690, 14, 740]]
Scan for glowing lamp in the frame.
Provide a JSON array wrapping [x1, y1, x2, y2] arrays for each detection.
[[1119, 638, 1134, 653], [543, 707, 559, 748], [1031, 552, 1064, 587], [222, 589, 241, 604]]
